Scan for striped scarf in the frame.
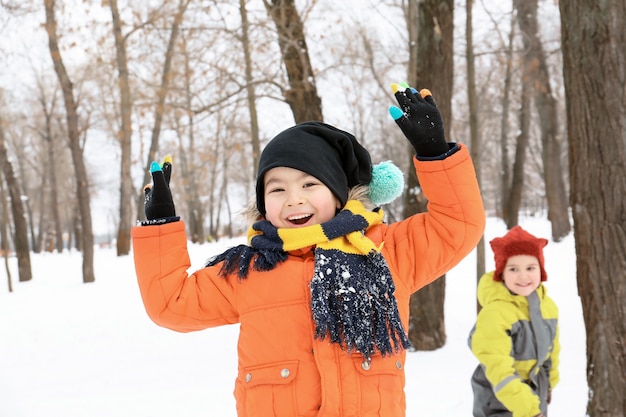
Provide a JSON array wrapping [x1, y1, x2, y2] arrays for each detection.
[[207, 200, 411, 359]]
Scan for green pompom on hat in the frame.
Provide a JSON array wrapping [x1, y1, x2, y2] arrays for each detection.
[[368, 161, 404, 206]]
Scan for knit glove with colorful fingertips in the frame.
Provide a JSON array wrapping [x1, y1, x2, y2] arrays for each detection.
[[389, 82, 450, 157], [142, 155, 179, 226]]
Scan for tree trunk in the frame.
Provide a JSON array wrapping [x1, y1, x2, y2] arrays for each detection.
[[42, 114, 64, 253], [499, 5, 516, 224], [505, 80, 532, 230], [0, 178, 13, 292], [240, 0, 262, 175], [44, 0, 95, 283], [514, 0, 570, 242], [264, 0, 323, 123], [109, 0, 133, 256], [173, 108, 204, 243], [559, 0, 626, 415], [176, 35, 204, 244], [46, 137, 64, 252], [35, 174, 46, 253], [136, 0, 189, 222], [207, 118, 223, 241], [0, 120, 32, 282], [404, 0, 454, 350], [13, 145, 41, 254], [465, 0, 485, 313]]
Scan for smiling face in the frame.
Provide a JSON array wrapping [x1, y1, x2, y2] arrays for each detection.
[[262, 166, 341, 228], [501, 254, 542, 296]]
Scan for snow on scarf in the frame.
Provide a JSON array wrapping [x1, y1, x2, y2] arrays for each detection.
[[206, 200, 411, 359]]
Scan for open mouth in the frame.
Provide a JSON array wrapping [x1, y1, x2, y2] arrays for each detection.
[[287, 214, 312, 225]]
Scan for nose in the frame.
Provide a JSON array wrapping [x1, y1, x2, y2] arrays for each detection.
[[286, 188, 305, 206]]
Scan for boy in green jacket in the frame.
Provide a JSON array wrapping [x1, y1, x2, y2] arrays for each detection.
[[469, 226, 560, 417]]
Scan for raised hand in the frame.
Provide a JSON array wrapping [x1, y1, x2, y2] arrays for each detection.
[[388, 82, 450, 157], [143, 155, 176, 222]]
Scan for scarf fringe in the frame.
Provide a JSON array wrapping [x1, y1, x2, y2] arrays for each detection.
[[310, 249, 411, 359], [206, 244, 288, 278], [205, 200, 411, 358]]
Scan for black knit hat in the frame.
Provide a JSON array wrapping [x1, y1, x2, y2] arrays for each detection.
[[256, 121, 373, 215]]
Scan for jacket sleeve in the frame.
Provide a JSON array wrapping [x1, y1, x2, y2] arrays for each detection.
[[471, 305, 542, 417], [132, 220, 239, 332], [381, 144, 486, 293], [547, 301, 561, 390]]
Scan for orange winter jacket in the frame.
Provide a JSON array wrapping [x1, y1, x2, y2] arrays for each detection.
[[132, 144, 485, 417]]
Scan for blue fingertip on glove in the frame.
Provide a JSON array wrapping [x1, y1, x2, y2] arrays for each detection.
[[150, 161, 161, 173], [150, 161, 162, 173], [388, 106, 404, 120]]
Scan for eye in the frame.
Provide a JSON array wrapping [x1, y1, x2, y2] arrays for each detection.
[[302, 177, 323, 188], [267, 187, 284, 194]]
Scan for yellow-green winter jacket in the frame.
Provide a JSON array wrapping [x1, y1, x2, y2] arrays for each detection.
[[468, 271, 560, 417]]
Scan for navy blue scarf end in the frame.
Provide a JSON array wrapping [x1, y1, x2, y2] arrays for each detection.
[[310, 249, 411, 360], [206, 244, 288, 279]]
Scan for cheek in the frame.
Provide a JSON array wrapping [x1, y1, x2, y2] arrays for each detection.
[[263, 197, 279, 220], [334, 195, 342, 210]]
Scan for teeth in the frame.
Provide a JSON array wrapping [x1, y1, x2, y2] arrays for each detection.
[[288, 214, 311, 221]]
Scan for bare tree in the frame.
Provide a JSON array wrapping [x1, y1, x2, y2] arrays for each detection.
[[466, 0, 485, 313], [240, 0, 262, 174], [43, 0, 95, 283], [514, 0, 570, 242], [171, 38, 204, 243], [0, 117, 32, 282], [263, 0, 323, 123], [33, 78, 64, 253], [0, 175, 13, 292], [504, 79, 532, 229], [559, 0, 626, 415], [404, 0, 454, 350], [109, 0, 134, 256], [493, 4, 527, 229], [135, 0, 191, 222]]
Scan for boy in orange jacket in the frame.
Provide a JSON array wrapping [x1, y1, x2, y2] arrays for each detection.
[[133, 83, 485, 417]]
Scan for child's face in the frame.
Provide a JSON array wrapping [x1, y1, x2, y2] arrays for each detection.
[[263, 166, 341, 228], [502, 254, 542, 296]]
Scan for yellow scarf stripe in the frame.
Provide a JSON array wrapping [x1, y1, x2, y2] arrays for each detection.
[[316, 232, 380, 255], [248, 200, 384, 255], [247, 225, 263, 241], [277, 223, 326, 251]]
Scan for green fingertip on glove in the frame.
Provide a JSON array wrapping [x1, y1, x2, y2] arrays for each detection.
[[391, 82, 412, 94]]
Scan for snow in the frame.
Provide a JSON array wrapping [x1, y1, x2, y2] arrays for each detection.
[[0, 216, 588, 416]]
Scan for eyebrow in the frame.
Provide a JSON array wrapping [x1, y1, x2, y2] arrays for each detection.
[[264, 170, 313, 187], [506, 263, 539, 268], [264, 177, 284, 187]]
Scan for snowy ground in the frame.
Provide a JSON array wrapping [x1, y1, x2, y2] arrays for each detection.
[[0, 216, 587, 416]]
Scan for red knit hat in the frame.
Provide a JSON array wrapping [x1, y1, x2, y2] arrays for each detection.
[[489, 226, 549, 282]]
